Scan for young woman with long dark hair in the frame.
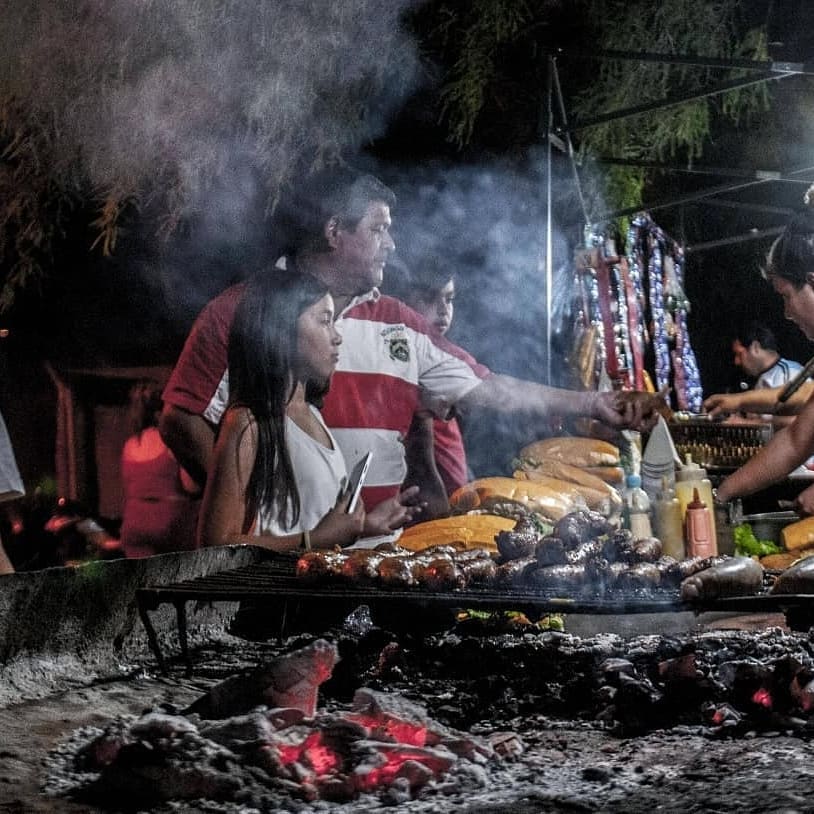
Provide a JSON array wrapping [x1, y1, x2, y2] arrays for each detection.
[[199, 270, 419, 551]]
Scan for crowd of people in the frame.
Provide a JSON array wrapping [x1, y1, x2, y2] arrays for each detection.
[[161, 166, 660, 551], [7, 166, 814, 566]]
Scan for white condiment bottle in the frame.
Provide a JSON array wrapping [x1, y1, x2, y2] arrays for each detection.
[[675, 453, 716, 551], [623, 473, 653, 540]]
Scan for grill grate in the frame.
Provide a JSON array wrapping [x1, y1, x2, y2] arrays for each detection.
[[669, 417, 772, 470], [136, 555, 814, 674]]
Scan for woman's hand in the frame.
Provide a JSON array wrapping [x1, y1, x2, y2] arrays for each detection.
[[363, 486, 425, 536], [310, 491, 365, 548]]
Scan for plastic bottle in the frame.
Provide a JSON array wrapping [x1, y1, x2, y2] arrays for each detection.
[[653, 476, 685, 560], [684, 487, 717, 558], [675, 453, 716, 551], [623, 473, 653, 540]]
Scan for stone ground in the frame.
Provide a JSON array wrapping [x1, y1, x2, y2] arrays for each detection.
[[4, 616, 814, 814]]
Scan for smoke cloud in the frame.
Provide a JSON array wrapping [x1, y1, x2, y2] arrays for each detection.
[[0, 0, 421, 229]]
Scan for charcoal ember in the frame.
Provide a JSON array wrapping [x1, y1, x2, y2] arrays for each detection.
[[198, 712, 275, 747], [536, 536, 568, 566], [600, 658, 636, 682], [185, 639, 339, 720], [496, 516, 544, 560], [658, 652, 699, 682], [351, 741, 454, 791], [80, 723, 243, 806], [703, 701, 743, 728], [554, 510, 612, 549], [130, 712, 198, 739], [351, 687, 436, 743]]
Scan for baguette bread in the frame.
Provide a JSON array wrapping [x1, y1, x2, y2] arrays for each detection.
[[512, 469, 617, 513], [449, 476, 582, 522], [759, 550, 814, 570], [781, 516, 814, 552], [514, 458, 622, 508], [580, 465, 626, 485], [399, 514, 515, 553], [520, 437, 620, 468]]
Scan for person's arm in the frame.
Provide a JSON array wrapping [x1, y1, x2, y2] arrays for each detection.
[[403, 412, 450, 520], [704, 381, 814, 418], [716, 391, 814, 502], [457, 373, 659, 432], [198, 408, 365, 550], [159, 405, 215, 487]]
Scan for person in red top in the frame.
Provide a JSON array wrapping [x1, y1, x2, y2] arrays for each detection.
[[388, 258, 470, 498], [120, 380, 202, 558], [160, 166, 660, 521]]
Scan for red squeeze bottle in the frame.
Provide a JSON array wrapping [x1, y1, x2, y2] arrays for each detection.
[[684, 487, 717, 558]]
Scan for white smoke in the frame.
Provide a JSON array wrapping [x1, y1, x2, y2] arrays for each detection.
[[0, 0, 421, 229]]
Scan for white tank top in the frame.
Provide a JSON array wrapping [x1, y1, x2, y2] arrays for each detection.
[[255, 406, 348, 536]]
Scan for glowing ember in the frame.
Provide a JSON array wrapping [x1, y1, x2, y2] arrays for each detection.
[[751, 688, 773, 709], [348, 712, 428, 747]]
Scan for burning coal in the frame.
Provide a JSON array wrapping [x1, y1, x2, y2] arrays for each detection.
[[47, 639, 500, 809]]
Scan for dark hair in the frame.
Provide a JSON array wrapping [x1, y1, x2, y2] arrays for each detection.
[[278, 165, 396, 255], [387, 255, 455, 309], [227, 269, 330, 528], [734, 321, 778, 352], [127, 380, 163, 436], [764, 209, 814, 287]]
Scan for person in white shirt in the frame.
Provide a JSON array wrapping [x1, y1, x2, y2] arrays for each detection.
[[198, 269, 419, 552]]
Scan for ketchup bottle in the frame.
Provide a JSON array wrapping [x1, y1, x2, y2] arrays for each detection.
[[684, 487, 717, 558]]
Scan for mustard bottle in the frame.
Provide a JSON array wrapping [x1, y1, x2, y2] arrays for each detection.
[[653, 476, 685, 560]]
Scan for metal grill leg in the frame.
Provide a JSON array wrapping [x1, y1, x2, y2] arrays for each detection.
[[174, 600, 193, 676], [137, 598, 167, 675]]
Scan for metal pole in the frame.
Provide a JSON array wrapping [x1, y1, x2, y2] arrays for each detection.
[[545, 55, 554, 386]]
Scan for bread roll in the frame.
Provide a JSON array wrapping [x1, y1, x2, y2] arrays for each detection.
[[520, 437, 620, 468]]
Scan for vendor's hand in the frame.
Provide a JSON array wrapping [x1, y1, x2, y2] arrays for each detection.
[[364, 486, 425, 536], [591, 390, 662, 433], [311, 492, 365, 548], [703, 393, 742, 418], [794, 483, 814, 517]]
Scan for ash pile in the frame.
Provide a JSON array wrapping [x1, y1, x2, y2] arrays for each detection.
[[44, 616, 814, 812], [44, 639, 505, 812]]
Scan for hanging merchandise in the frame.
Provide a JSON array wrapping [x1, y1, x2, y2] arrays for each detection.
[[627, 214, 704, 413], [571, 215, 703, 413]]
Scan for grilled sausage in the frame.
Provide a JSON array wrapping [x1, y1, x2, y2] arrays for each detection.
[[680, 556, 764, 601], [770, 555, 814, 595]]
